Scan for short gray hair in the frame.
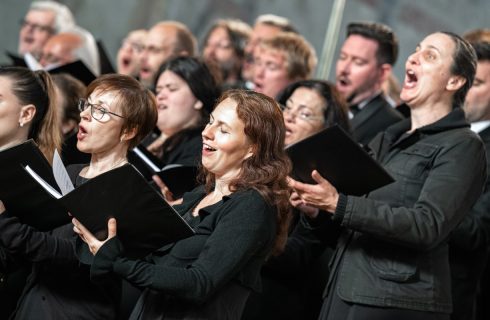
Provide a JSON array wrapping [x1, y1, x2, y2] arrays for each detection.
[[30, 1, 76, 33]]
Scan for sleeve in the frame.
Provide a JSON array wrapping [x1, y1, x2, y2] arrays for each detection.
[[266, 212, 340, 275], [0, 213, 77, 265], [449, 176, 490, 251], [335, 136, 487, 251], [91, 192, 274, 303]]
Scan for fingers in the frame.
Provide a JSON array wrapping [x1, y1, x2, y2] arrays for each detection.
[[72, 218, 96, 243], [107, 218, 117, 238], [311, 170, 328, 184], [152, 175, 174, 201]]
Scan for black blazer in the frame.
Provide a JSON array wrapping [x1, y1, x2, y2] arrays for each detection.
[[449, 125, 490, 320], [350, 94, 404, 146]]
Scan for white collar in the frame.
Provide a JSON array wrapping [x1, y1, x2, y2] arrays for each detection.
[[470, 120, 490, 133]]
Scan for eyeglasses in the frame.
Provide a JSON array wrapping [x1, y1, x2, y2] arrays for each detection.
[[281, 104, 324, 122], [78, 99, 125, 121], [19, 19, 55, 34], [121, 38, 145, 53]]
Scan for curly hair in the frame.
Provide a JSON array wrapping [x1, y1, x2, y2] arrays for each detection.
[[203, 89, 292, 255]]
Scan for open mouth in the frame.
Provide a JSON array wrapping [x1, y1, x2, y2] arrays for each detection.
[[121, 57, 131, 67], [337, 75, 350, 87], [203, 143, 217, 153], [77, 125, 88, 140], [404, 69, 418, 89]]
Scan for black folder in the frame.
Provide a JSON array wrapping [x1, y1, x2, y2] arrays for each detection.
[[5, 51, 28, 67], [27, 164, 195, 258], [129, 145, 199, 198], [47, 60, 96, 85], [0, 140, 69, 230], [286, 125, 394, 196]]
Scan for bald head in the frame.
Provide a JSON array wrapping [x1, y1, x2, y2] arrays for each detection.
[[40, 32, 82, 68], [139, 21, 197, 88]]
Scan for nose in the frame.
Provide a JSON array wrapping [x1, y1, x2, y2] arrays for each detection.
[[407, 51, 420, 66], [156, 89, 167, 102], [202, 123, 214, 141], [338, 59, 351, 75], [80, 106, 91, 121]]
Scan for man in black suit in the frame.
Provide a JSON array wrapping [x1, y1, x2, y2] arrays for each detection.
[[450, 40, 490, 320], [335, 22, 403, 145]]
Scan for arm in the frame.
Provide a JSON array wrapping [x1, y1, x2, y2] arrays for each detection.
[[292, 137, 487, 251], [449, 178, 490, 251], [75, 193, 274, 303], [0, 208, 76, 264]]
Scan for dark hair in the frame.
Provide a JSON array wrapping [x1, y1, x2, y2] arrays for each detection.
[[203, 89, 292, 255], [471, 41, 490, 61], [86, 74, 158, 149], [155, 56, 221, 116], [277, 79, 351, 134], [52, 73, 86, 125], [347, 22, 398, 66], [202, 19, 251, 59], [440, 31, 477, 109], [0, 66, 61, 163], [154, 56, 221, 159]]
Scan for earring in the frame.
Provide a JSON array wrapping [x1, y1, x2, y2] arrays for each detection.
[[19, 122, 24, 127]]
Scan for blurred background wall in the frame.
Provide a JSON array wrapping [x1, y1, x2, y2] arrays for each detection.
[[1, 0, 489, 81]]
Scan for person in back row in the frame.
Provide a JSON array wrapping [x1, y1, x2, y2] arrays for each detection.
[[138, 21, 197, 90], [201, 18, 251, 90], [253, 32, 317, 99], [336, 22, 403, 145]]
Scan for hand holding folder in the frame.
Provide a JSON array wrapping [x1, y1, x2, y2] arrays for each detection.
[[26, 163, 195, 258], [130, 145, 199, 198], [286, 125, 394, 196]]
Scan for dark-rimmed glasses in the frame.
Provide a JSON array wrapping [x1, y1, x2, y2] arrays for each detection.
[[19, 19, 55, 34], [78, 98, 125, 121]]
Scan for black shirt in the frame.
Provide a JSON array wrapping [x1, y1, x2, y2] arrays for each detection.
[[88, 186, 277, 319]]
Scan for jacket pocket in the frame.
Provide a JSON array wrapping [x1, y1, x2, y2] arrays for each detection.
[[368, 244, 418, 282], [389, 143, 440, 178]]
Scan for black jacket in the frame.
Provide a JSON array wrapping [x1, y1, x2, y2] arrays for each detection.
[[449, 125, 490, 320], [321, 108, 486, 313]]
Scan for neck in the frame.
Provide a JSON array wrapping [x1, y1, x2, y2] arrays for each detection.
[[0, 131, 29, 151], [85, 149, 128, 178], [349, 87, 381, 106], [212, 178, 232, 198], [410, 102, 452, 131]]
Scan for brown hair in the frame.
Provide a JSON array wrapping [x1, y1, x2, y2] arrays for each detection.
[[259, 32, 317, 80], [204, 89, 292, 255], [85, 74, 157, 149], [0, 67, 62, 163]]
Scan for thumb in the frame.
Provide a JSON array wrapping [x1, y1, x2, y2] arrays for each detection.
[[107, 218, 117, 238], [311, 170, 328, 185]]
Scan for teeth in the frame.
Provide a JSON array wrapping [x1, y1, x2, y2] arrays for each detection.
[[203, 143, 216, 151]]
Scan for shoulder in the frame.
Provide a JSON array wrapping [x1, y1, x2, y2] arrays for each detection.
[[224, 189, 274, 221]]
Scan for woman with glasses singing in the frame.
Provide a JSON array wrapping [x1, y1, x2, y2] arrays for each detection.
[[0, 71, 157, 319], [73, 90, 292, 320]]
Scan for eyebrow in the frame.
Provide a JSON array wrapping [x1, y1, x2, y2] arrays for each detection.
[[417, 43, 442, 54], [210, 114, 231, 129]]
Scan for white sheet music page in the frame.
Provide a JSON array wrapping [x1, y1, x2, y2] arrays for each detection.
[[53, 149, 75, 195]]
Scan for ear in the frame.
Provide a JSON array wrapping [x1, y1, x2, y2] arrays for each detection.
[[243, 144, 255, 160], [19, 104, 36, 127], [120, 127, 137, 142], [378, 64, 392, 84], [194, 100, 203, 110], [446, 75, 466, 93]]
